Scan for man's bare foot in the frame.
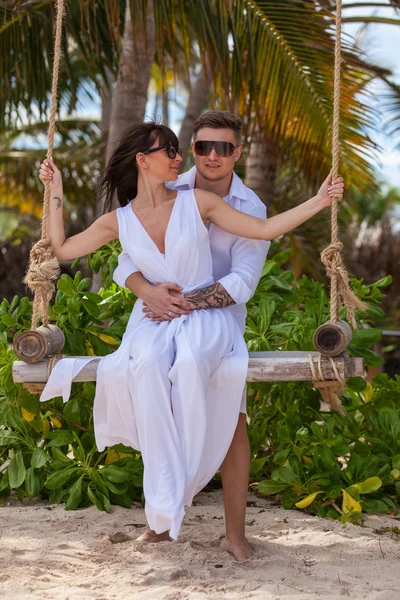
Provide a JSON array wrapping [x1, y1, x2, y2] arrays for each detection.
[[135, 529, 171, 543], [220, 536, 254, 561]]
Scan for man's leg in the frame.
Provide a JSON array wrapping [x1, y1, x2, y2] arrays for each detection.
[[219, 413, 254, 560]]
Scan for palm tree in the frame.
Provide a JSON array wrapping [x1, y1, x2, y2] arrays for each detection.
[[2, 1, 400, 243]]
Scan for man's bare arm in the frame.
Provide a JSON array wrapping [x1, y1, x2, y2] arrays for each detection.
[[184, 282, 235, 310]]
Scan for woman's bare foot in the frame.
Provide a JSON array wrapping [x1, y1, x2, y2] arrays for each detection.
[[135, 529, 171, 543], [220, 536, 254, 561]]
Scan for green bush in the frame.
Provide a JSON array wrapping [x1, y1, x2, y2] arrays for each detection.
[[0, 257, 142, 511], [244, 245, 396, 522], [0, 242, 395, 520]]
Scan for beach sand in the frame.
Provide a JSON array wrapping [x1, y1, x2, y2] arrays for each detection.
[[1, 490, 400, 600]]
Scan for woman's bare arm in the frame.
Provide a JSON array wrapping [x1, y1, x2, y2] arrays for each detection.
[[195, 173, 344, 241], [39, 159, 118, 260]]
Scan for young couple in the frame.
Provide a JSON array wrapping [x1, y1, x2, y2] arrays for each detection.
[[39, 111, 344, 561]]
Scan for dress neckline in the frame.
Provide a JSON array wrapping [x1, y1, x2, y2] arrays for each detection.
[[128, 192, 180, 257]]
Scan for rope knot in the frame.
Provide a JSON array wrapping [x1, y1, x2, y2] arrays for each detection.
[[320, 241, 343, 277], [308, 354, 345, 415], [320, 240, 367, 329], [24, 239, 60, 328]]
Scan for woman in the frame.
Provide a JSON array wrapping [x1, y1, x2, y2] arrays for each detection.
[[39, 122, 344, 541]]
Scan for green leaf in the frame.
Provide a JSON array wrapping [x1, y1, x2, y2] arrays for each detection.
[[258, 480, 289, 495], [353, 477, 382, 495], [250, 456, 268, 476], [1, 315, 18, 327], [109, 493, 133, 508], [360, 499, 389, 514], [100, 465, 130, 483], [373, 275, 392, 288], [103, 479, 128, 496], [100, 492, 111, 513], [44, 431, 75, 447], [87, 485, 103, 511], [345, 377, 367, 392], [275, 466, 299, 485], [31, 448, 50, 469], [71, 258, 81, 270], [48, 487, 64, 504], [351, 328, 382, 347], [17, 388, 40, 414], [25, 467, 42, 497], [89, 469, 109, 497], [0, 431, 21, 446], [379, 408, 398, 432], [77, 278, 92, 292], [8, 450, 26, 488], [64, 397, 81, 426], [348, 345, 383, 367], [45, 467, 79, 490], [320, 448, 336, 469], [65, 476, 83, 510], [260, 260, 276, 278], [259, 298, 275, 333], [81, 298, 101, 318], [268, 276, 292, 291], [57, 276, 74, 297]]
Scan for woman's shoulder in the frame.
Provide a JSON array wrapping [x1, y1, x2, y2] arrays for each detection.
[[193, 188, 221, 207], [96, 209, 119, 235]]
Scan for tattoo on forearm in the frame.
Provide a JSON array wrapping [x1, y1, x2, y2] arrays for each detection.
[[53, 196, 62, 209], [184, 283, 235, 310]]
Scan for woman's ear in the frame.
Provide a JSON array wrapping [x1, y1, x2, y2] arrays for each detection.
[[136, 152, 148, 169]]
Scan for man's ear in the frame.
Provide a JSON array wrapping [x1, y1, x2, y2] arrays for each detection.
[[191, 140, 195, 155], [234, 145, 243, 162]]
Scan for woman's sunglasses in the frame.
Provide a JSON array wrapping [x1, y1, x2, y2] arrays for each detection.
[[194, 140, 238, 157], [143, 145, 182, 159]]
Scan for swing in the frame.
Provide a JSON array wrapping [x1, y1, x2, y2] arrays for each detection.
[[11, 0, 366, 413]]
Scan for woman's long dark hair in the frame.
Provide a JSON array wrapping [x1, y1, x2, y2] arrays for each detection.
[[99, 122, 180, 213]]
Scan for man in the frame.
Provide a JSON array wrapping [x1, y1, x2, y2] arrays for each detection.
[[113, 111, 270, 561]]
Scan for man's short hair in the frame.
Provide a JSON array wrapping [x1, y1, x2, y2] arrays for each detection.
[[193, 111, 242, 144]]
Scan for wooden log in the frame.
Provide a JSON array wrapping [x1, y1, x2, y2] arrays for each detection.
[[313, 320, 353, 357], [12, 351, 364, 384], [13, 325, 65, 364]]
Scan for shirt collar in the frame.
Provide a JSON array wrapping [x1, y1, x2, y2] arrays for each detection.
[[175, 167, 248, 201]]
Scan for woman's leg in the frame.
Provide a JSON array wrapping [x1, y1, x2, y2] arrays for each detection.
[[129, 325, 186, 540]]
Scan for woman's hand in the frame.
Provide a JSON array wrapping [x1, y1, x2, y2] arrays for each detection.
[[39, 157, 62, 188], [317, 172, 344, 208]]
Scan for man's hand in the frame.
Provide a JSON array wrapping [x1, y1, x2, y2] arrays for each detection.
[[142, 282, 193, 321]]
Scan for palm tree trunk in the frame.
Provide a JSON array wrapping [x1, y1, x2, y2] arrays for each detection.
[[100, 67, 114, 141], [244, 132, 277, 209], [162, 88, 169, 126], [92, 0, 155, 292], [178, 67, 209, 169], [105, 0, 156, 165]]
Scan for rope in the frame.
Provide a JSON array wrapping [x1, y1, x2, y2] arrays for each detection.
[[308, 354, 345, 416], [24, 0, 65, 328], [321, 0, 367, 328]]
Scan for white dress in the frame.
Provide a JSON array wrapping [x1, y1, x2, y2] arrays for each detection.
[[40, 190, 249, 539]]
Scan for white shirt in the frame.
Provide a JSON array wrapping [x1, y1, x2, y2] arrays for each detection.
[[113, 166, 270, 331]]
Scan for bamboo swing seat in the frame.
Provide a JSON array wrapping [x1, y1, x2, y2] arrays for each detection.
[[12, 351, 364, 386], [12, 0, 367, 414]]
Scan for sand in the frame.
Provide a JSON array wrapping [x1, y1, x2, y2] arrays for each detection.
[[1, 490, 400, 600]]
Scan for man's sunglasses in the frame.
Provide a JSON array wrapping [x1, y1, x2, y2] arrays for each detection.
[[194, 140, 239, 157], [143, 145, 182, 159]]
